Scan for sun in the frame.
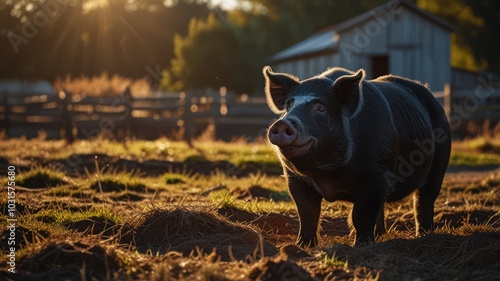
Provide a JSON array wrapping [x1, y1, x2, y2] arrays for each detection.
[[82, 0, 110, 14]]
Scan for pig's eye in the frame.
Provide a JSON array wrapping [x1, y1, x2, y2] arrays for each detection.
[[317, 105, 326, 113]]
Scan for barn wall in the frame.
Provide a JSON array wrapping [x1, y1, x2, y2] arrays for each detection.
[[387, 8, 450, 91], [336, 14, 388, 78], [271, 6, 451, 90]]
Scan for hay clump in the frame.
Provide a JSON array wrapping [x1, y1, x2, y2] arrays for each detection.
[[144, 251, 237, 281], [89, 177, 146, 192], [248, 255, 315, 281], [17, 237, 123, 280], [123, 206, 278, 261], [235, 185, 290, 202], [17, 167, 68, 188], [325, 232, 500, 280], [65, 216, 118, 237]]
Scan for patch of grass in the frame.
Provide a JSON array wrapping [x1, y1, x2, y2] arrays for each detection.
[[214, 192, 238, 209], [111, 190, 145, 202], [235, 185, 291, 202], [184, 154, 209, 163], [192, 140, 277, 168], [91, 177, 146, 192], [34, 206, 123, 226], [462, 171, 499, 193], [323, 253, 347, 268], [449, 151, 500, 166], [17, 166, 70, 188], [89, 171, 147, 192], [161, 172, 192, 185], [0, 138, 280, 173], [4, 216, 69, 240], [448, 137, 500, 167], [481, 172, 500, 187], [47, 186, 89, 198], [4, 137, 500, 171], [462, 137, 500, 153], [0, 138, 68, 161], [464, 183, 490, 194]]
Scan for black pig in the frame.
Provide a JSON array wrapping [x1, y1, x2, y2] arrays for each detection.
[[263, 66, 451, 247]]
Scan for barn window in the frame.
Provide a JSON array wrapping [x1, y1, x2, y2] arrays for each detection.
[[371, 55, 389, 78]]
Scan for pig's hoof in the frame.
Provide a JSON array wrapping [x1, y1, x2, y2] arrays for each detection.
[[416, 228, 433, 237], [296, 238, 317, 248]]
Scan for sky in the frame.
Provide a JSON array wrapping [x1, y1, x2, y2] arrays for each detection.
[[209, 0, 240, 10]]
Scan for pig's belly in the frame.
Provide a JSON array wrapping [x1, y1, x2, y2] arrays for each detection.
[[385, 160, 432, 202]]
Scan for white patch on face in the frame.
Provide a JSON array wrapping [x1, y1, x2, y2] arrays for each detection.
[[288, 95, 315, 112]]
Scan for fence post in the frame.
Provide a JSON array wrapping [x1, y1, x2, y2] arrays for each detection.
[[60, 90, 74, 143], [183, 89, 195, 143], [2, 94, 10, 137], [122, 86, 133, 140], [219, 86, 227, 116], [443, 83, 451, 122]]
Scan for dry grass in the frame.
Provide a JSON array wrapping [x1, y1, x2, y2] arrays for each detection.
[[323, 231, 499, 280], [13, 236, 126, 280], [121, 206, 278, 261], [54, 73, 152, 98], [0, 138, 499, 280]]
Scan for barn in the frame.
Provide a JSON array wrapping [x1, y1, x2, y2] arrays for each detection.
[[268, 0, 454, 92]]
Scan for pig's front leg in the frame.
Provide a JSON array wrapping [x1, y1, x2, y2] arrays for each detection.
[[351, 179, 387, 246], [287, 173, 323, 247]]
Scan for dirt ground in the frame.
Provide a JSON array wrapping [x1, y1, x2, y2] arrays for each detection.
[[0, 158, 499, 280]]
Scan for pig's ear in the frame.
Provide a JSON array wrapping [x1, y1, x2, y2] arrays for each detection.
[[332, 69, 365, 118], [263, 66, 299, 114]]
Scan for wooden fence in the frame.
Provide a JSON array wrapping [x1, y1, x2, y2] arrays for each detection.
[[0, 87, 277, 142], [2, 85, 500, 141], [445, 86, 500, 136]]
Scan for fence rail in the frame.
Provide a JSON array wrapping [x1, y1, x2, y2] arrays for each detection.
[[1, 86, 500, 141], [0, 88, 276, 142]]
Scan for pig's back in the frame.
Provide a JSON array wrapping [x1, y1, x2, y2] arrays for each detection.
[[358, 76, 448, 200], [369, 75, 446, 138]]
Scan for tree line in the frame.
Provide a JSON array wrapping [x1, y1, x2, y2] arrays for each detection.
[[1, 0, 499, 94]]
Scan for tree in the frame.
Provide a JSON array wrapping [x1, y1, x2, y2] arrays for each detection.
[[464, 0, 500, 73], [416, 0, 500, 72], [0, 0, 211, 80], [161, 0, 388, 93], [162, 13, 241, 91]]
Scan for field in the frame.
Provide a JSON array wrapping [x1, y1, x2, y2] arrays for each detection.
[[0, 135, 499, 280]]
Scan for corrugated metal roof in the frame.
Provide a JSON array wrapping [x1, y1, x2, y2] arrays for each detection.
[[270, 30, 338, 62]]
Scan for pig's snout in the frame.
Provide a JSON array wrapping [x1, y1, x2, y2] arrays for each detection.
[[269, 119, 299, 147]]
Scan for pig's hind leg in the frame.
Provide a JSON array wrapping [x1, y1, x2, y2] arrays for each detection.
[[374, 206, 386, 238], [413, 139, 450, 236]]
